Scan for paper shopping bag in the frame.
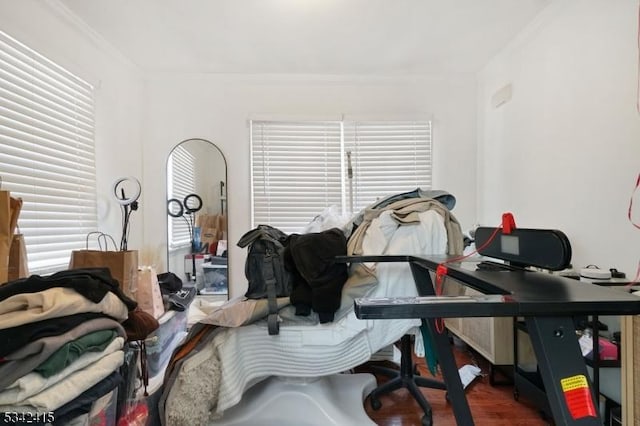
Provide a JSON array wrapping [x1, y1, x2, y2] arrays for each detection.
[[0, 191, 10, 284], [69, 248, 139, 299], [9, 197, 22, 237], [201, 227, 218, 248], [8, 234, 29, 281], [136, 266, 165, 319]]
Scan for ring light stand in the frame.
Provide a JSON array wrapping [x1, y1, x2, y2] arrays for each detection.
[[113, 176, 141, 251], [167, 193, 203, 284]]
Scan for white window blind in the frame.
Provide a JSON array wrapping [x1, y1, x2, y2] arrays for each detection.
[[0, 30, 97, 275], [344, 121, 432, 212], [250, 119, 432, 233], [167, 145, 196, 248], [251, 120, 343, 234]]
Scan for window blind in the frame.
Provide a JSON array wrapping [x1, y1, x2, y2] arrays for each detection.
[[0, 30, 97, 275], [251, 120, 343, 234], [344, 120, 432, 213], [250, 119, 433, 232], [167, 145, 196, 248]]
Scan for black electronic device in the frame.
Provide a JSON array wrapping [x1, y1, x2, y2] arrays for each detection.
[[475, 227, 572, 271]]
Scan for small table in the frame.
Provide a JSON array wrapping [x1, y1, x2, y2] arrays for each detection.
[[352, 255, 640, 426]]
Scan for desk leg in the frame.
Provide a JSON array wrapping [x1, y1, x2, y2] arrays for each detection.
[[425, 317, 475, 426], [525, 316, 601, 426], [410, 263, 474, 426]]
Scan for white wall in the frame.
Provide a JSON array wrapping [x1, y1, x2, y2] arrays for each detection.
[[13, 0, 636, 291], [0, 0, 145, 253], [0, 2, 477, 295], [141, 74, 478, 297], [478, 0, 640, 275]]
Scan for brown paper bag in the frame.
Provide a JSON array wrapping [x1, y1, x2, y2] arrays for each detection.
[[218, 215, 227, 240], [206, 214, 218, 230], [9, 197, 22, 237], [0, 191, 10, 284], [69, 248, 139, 299], [8, 234, 29, 281], [136, 266, 165, 319], [201, 227, 218, 247]]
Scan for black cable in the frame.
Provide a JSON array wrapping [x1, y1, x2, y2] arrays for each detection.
[[121, 204, 130, 251], [113, 177, 141, 251], [124, 208, 128, 250], [123, 207, 134, 251], [120, 189, 129, 251], [181, 216, 193, 243]]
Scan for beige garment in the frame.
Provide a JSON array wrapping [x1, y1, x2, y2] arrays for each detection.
[[349, 197, 464, 257], [342, 197, 464, 312], [200, 296, 290, 328], [0, 287, 129, 330]]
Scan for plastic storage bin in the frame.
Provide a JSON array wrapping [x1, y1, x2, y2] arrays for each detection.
[[201, 262, 228, 295], [120, 351, 170, 426], [88, 387, 118, 426], [144, 310, 188, 377]]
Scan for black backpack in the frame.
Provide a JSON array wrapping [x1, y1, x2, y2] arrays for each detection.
[[237, 224, 291, 335]]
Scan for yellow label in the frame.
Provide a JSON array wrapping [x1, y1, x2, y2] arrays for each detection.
[[560, 375, 589, 392]]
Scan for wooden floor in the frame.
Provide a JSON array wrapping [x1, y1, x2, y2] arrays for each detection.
[[356, 343, 551, 426]]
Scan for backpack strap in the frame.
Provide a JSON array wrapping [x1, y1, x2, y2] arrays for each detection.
[[262, 253, 280, 335], [237, 227, 284, 248], [237, 228, 264, 248]]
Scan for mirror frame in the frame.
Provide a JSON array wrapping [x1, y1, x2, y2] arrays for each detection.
[[165, 137, 228, 299]]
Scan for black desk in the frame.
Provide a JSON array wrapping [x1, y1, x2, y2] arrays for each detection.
[[351, 255, 640, 426]]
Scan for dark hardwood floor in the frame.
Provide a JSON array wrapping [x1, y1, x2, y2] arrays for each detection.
[[356, 342, 551, 426]]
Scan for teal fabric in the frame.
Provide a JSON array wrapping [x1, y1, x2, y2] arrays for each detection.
[[35, 329, 118, 378], [420, 319, 438, 376]]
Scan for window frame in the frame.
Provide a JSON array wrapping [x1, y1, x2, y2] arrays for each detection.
[[0, 29, 97, 275], [250, 118, 433, 233]]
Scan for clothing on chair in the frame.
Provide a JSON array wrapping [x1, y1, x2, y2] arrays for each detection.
[[284, 228, 348, 323], [346, 195, 463, 423], [349, 197, 464, 257], [346, 196, 463, 375], [159, 192, 464, 424], [346, 188, 457, 236]]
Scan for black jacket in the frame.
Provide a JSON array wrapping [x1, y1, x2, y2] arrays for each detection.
[[284, 228, 348, 323]]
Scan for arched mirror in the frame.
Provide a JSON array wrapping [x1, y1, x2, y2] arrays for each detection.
[[166, 138, 228, 300]]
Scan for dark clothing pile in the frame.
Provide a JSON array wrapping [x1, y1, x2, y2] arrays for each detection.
[[284, 228, 348, 323], [157, 272, 196, 312], [0, 268, 132, 426]]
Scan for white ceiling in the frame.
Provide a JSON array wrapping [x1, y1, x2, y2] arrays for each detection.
[[58, 0, 552, 75]]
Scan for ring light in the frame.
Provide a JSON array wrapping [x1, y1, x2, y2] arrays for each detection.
[[183, 193, 203, 213], [167, 198, 184, 218], [113, 176, 141, 206]]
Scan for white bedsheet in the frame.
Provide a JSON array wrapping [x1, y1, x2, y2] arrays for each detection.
[[214, 210, 447, 414]]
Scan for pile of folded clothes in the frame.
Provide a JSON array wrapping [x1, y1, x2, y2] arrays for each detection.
[[0, 268, 137, 426]]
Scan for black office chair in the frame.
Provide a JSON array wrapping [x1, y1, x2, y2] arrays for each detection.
[[368, 332, 446, 426]]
